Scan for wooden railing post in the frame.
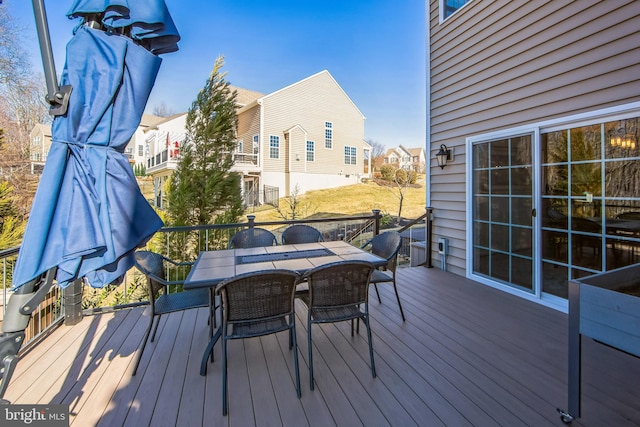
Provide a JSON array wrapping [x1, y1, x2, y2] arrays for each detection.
[[372, 209, 381, 236], [426, 207, 433, 268]]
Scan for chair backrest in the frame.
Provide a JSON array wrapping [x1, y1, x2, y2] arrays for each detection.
[[281, 224, 324, 244], [617, 211, 640, 220], [304, 261, 374, 309], [229, 228, 278, 249], [368, 231, 402, 271], [216, 270, 300, 323], [134, 250, 167, 302]]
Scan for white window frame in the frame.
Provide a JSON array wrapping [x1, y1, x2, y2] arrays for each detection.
[[306, 140, 315, 162], [269, 135, 279, 159], [344, 146, 357, 165], [325, 121, 333, 149]]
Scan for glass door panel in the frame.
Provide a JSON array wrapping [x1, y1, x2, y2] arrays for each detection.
[[541, 118, 640, 299], [472, 135, 534, 293]]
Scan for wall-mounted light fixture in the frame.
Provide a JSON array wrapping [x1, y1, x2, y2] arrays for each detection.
[[295, 154, 300, 161], [436, 144, 452, 169]]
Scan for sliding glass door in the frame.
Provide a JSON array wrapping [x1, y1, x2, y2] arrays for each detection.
[[470, 116, 640, 302]]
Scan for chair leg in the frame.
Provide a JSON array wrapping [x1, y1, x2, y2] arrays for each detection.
[[392, 280, 406, 321], [289, 318, 293, 349], [308, 317, 315, 391], [291, 320, 301, 398], [132, 316, 153, 376], [150, 314, 161, 342], [374, 284, 382, 303], [222, 336, 228, 416], [364, 313, 376, 378]]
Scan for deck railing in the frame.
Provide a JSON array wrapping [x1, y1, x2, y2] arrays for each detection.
[[0, 247, 64, 353], [2, 209, 433, 350]]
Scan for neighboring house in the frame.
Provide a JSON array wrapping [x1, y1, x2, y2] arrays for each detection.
[[235, 70, 371, 201], [383, 146, 426, 172], [407, 147, 426, 173], [427, 0, 640, 311], [128, 114, 168, 168], [146, 70, 371, 209], [29, 124, 51, 174], [29, 115, 156, 173], [143, 113, 188, 209]]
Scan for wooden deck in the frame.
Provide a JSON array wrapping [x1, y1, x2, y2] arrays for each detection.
[[5, 267, 640, 426]]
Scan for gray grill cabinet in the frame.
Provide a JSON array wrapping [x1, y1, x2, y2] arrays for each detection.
[[560, 264, 640, 423]]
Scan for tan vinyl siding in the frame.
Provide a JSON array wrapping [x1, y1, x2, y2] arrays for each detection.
[[428, 0, 640, 274], [260, 71, 365, 176], [237, 105, 260, 156]]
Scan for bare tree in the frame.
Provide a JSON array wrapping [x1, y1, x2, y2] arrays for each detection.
[[274, 184, 316, 220], [379, 165, 417, 224], [0, 6, 30, 87], [0, 6, 50, 214], [152, 101, 174, 117]]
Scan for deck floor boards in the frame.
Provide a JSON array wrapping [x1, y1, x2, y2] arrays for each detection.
[[6, 266, 640, 426]]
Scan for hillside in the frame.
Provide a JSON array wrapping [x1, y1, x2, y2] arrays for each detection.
[[249, 178, 427, 222]]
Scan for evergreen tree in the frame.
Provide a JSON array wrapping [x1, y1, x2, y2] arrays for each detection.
[[167, 56, 243, 229], [0, 180, 25, 250]]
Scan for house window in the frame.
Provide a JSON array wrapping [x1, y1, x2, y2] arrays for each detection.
[[441, 0, 472, 20], [344, 146, 357, 165], [269, 135, 279, 159], [237, 139, 243, 153], [253, 134, 259, 155], [325, 122, 333, 148], [306, 141, 315, 162], [138, 145, 144, 156]]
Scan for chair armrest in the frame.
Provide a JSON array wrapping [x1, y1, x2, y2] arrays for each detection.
[[161, 256, 195, 268], [360, 239, 373, 250], [145, 272, 186, 289]]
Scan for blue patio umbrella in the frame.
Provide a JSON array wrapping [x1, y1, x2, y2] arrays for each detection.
[[12, 0, 179, 289]]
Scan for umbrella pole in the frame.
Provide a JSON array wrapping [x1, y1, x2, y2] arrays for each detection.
[[0, 1, 73, 403], [31, 0, 72, 116]]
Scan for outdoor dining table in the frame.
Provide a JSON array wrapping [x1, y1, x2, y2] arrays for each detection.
[[183, 240, 387, 375]]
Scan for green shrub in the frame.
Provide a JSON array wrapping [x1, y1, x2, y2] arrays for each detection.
[[380, 164, 396, 181], [408, 170, 418, 184]]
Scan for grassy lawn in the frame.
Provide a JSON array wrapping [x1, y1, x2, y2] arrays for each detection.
[[248, 177, 427, 222]]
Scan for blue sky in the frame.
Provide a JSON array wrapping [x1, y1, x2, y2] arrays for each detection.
[[7, 0, 426, 148]]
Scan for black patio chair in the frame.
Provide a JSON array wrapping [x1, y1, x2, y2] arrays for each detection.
[[281, 224, 324, 244], [216, 269, 301, 415], [228, 227, 278, 249], [300, 260, 376, 390], [361, 231, 405, 321], [132, 250, 212, 376]]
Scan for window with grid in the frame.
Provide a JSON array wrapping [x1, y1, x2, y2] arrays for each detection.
[[344, 146, 356, 165], [269, 135, 279, 159], [253, 134, 259, 155], [237, 139, 243, 153], [325, 122, 333, 148], [306, 140, 315, 162]]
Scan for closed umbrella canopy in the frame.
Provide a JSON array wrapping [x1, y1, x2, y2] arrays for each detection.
[[12, 0, 179, 289]]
